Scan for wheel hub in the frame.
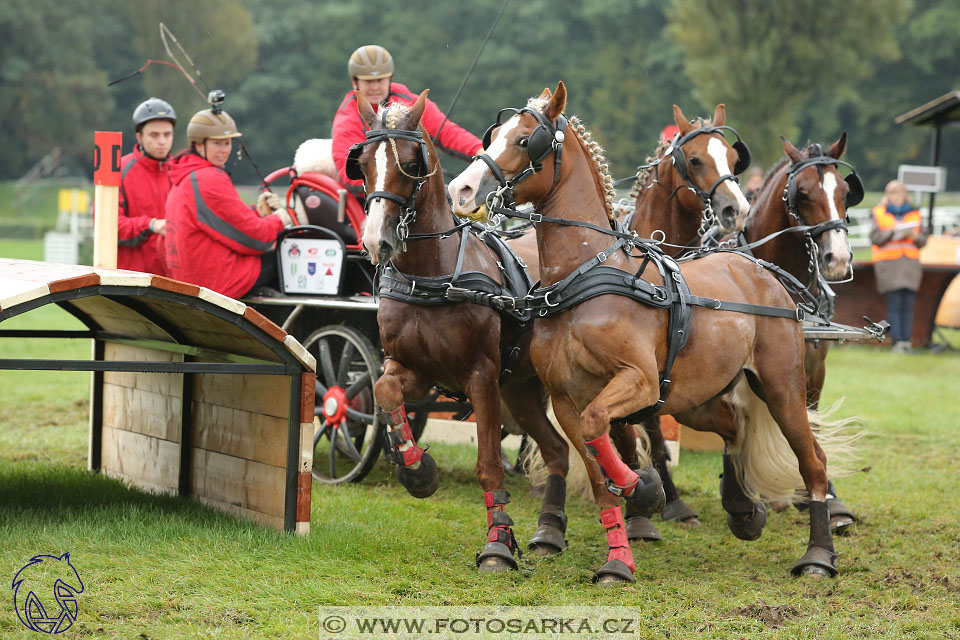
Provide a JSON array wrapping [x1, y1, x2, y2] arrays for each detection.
[[321, 386, 349, 425]]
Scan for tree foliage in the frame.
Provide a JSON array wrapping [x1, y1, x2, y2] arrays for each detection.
[[0, 0, 958, 192]]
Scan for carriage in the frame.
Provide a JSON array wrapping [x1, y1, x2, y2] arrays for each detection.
[[242, 161, 468, 485]]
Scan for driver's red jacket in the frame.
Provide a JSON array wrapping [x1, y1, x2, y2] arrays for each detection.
[[164, 151, 284, 299], [331, 81, 483, 194], [113, 145, 171, 275]]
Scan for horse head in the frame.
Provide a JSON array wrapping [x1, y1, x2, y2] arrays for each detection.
[[351, 89, 439, 265], [450, 82, 569, 215], [666, 104, 751, 234], [780, 133, 860, 281]]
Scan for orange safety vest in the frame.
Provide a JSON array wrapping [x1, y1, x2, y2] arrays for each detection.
[[871, 205, 921, 261]]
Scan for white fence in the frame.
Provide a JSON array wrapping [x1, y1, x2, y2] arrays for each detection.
[[846, 206, 960, 249]]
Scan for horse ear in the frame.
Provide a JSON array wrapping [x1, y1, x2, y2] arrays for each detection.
[[355, 91, 378, 130], [674, 105, 693, 135], [781, 136, 803, 163], [538, 87, 552, 100], [404, 89, 429, 128], [827, 131, 848, 159], [712, 104, 726, 127], [544, 81, 566, 121]]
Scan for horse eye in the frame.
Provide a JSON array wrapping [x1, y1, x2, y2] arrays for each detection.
[[796, 189, 810, 201], [402, 162, 418, 173], [517, 137, 529, 148], [689, 156, 701, 166]]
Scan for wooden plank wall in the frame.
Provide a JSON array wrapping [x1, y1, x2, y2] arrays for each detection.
[[97, 342, 311, 534]]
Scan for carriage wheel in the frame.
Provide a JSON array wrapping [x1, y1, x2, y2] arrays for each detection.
[[302, 325, 384, 484]]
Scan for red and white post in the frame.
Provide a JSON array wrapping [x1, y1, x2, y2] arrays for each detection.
[[93, 131, 122, 269]]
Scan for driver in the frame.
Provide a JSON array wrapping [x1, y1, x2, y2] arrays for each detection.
[[331, 45, 483, 200], [164, 107, 292, 299]]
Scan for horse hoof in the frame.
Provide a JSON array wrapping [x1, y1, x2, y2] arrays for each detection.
[[478, 556, 514, 573], [661, 499, 698, 524], [800, 565, 831, 579], [625, 466, 666, 514], [679, 516, 702, 528], [395, 452, 439, 498], [830, 515, 855, 535], [625, 516, 662, 542], [528, 524, 567, 556], [476, 541, 519, 572], [592, 559, 635, 585], [726, 502, 767, 541]]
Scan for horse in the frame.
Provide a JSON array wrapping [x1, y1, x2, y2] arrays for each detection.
[[348, 89, 664, 574], [524, 104, 755, 540], [741, 133, 864, 530], [621, 103, 753, 539], [450, 81, 850, 584]]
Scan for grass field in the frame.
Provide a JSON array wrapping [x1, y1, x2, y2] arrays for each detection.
[[1, 302, 959, 639]]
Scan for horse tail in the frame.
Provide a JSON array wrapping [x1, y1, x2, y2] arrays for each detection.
[[726, 378, 863, 503], [524, 401, 652, 502]]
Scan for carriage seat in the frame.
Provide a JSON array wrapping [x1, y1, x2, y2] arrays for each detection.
[[291, 172, 366, 248]]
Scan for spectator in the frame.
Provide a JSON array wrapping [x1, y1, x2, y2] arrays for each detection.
[[743, 167, 765, 203], [115, 98, 177, 274], [331, 45, 483, 200], [870, 180, 929, 353], [164, 107, 291, 299]]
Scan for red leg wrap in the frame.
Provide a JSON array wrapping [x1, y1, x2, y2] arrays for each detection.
[[585, 433, 639, 495], [483, 492, 517, 550], [387, 406, 424, 466], [600, 506, 635, 572]]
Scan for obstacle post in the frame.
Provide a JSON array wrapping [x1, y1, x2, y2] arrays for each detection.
[[93, 131, 122, 269]]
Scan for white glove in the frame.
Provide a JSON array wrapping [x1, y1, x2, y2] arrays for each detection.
[[257, 191, 282, 217], [272, 207, 293, 228]]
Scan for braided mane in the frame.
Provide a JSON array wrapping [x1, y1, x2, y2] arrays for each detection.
[[382, 102, 411, 129]]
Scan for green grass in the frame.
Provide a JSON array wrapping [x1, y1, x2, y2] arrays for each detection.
[[1, 307, 959, 638]]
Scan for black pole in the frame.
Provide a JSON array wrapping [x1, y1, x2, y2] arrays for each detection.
[[927, 121, 942, 235]]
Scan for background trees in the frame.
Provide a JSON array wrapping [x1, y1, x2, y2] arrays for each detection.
[[0, 0, 957, 190]]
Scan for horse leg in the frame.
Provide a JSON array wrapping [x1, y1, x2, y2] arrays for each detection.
[[805, 344, 857, 533], [580, 371, 670, 584], [470, 376, 522, 573], [610, 420, 662, 542], [754, 366, 837, 577], [550, 395, 634, 586], [374, 359, 438, 498], [502, 382, 570, 556]]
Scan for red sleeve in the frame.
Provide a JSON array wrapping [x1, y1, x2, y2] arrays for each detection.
[[331, 91, 366, 190], [420, 96, 483, 161], [192, 168, 284, 256], [117, 186, 153, 244]]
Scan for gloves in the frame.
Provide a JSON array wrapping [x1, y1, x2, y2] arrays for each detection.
[[257, 190, 283, 217], [272, 207, 293, 228]]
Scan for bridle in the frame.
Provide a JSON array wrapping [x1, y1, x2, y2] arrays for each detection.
[[778, 149, 864, 286], [345, 118, 447, 251], [475, 107, 568, 213]]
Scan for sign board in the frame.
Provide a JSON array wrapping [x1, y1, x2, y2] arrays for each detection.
[[58, 189, 91, 214], [278, 238, 345, 295], [93, 131, 122, 186], [898, 164, 946, 193]]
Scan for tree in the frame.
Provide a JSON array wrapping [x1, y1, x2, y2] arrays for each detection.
[[667, 0, 905, 171]]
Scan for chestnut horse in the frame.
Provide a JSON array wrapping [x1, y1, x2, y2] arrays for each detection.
[[451, 82, 847, 584], [742, 133, 864, 530], [349, 90, 663, 574]]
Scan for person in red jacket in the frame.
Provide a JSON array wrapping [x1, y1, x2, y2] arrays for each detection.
[[331, 44, 483, 199], [164, 107, 292, 299], [116, 98, 177, 274]]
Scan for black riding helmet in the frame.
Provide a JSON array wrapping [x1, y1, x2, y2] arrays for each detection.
[[132, 98, 177, 133]]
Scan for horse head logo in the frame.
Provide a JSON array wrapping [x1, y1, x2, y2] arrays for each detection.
[[11, 553, 84, 634]]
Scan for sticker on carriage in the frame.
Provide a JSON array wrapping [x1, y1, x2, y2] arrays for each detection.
[[279, 237, 345, 295]]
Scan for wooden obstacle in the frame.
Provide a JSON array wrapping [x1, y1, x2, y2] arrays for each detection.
[[0, 259, 316, 534]]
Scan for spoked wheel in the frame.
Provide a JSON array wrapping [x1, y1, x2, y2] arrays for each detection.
[[303, 325, 384, 484]]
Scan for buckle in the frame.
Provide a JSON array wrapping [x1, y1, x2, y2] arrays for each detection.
[[796, 306, 805, 321], [530, 212, 543, 223], [497, 295, 517, 311], [596, 251, 607, 263]]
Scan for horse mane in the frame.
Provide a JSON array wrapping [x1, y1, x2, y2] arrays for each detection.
[[761, 141, 825, 192], [527, 96, 616, 220], [381, 102, 410, 129]]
